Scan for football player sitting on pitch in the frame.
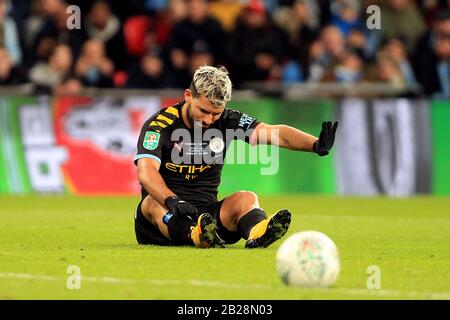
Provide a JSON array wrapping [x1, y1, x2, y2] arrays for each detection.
[[134, 65, 338, 248]]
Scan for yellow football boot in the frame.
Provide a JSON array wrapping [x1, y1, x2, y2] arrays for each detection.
[[190, 213, 225, 248], [245, 209, 291, 248]]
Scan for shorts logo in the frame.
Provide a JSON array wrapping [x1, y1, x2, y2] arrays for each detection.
[[143, 131, 160, 150]]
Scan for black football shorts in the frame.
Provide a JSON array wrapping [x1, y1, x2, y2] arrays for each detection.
[[134, 199, 242, 246]]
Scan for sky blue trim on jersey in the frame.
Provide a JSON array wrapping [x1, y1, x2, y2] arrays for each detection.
[[134, 154, 161, 163]]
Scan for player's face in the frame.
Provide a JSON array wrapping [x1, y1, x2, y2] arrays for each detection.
[[185, 90, 224, 128]]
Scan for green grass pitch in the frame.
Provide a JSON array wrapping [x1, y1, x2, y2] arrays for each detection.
[[0, 195, 449, 300]]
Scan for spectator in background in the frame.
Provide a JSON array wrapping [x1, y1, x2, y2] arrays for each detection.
[[0, 47, 15, 84], [322, 49, 364, 83], [319, 24, 347, 58], [24, 1, 46, 51], [417, 0, 450, 28], [208, 0, 243, 32], [53, 77, 82, 95], [308, 25, 346, 82], [227, 0, 289, 86], [105, 0, 146, 20], [188, 40, 214, 76], [0, 0, 22, 66], [380, 36, 416, 86], [381, 0, 426, 53], [164, 40, 215, 89], [130, 0, 187, 61], [167, 0, 226, 74], [414, 10, 450, 97], [274, 0, 319, 81], [8, 0, 29, 31], [166, 0, 189, 26], [75, 39, 114, 88], [274, 0, 319, 41], [0, 43, 25, 86], [165, 0, 189, 33], [30, 0, 86, 67], [142, 0, 168, 14], [126, 46, 172, 89], [347, 28, 369, 59], [85, 0, 129, 71], [329, 0, 363, 38], [419, 0, 441, 28], [29, 42, 80, 93], [148, 0, 188, 49], [373, 52, 406, 88]]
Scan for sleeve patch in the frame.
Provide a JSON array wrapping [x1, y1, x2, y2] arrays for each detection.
[[143, 131, 161, 150]]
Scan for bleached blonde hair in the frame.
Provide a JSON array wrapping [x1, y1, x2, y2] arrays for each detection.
[[190, 65, 232, 108]]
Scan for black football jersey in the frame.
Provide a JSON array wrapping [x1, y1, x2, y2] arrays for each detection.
[[134, 101, 260, 207]]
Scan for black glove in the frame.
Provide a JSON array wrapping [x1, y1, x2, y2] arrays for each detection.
[[164, 196, 198, 220], [313, 121, 338, 157]]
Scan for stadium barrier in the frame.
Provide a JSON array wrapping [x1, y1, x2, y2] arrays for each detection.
[[0, 87, 448, 196]]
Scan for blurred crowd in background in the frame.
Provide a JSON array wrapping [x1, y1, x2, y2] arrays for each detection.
[[1, 0, 450, 97]]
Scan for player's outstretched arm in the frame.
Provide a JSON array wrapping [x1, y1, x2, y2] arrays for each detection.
[[253, 121, 338, 156]]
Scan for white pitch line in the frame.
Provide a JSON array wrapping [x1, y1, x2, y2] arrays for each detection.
[[0, 272, 58, 281], [316, 287, 450, 300], [0, 272, 268, 290], [1, 272, 449, 299]]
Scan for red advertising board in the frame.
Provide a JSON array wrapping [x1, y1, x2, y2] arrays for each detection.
[[53, 96, 161, 195]]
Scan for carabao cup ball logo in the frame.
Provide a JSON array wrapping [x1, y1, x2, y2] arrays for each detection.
[[209, 137, 224, 153], [297, 238, 326, 283]]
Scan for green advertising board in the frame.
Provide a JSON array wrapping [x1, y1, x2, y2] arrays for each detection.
[[0, 97, 32, 194], [430, 101, 450, 195], [219, 99, 336, 196]]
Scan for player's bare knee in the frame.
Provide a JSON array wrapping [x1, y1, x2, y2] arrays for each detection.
[[233, 190, 259, 215]]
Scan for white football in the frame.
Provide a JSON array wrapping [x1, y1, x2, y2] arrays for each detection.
[[276, 231, 340, 287]]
